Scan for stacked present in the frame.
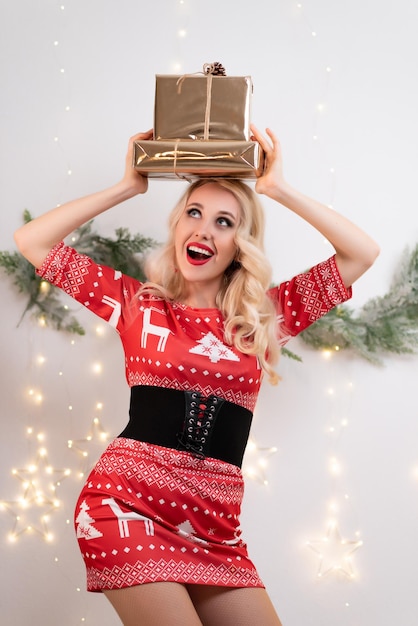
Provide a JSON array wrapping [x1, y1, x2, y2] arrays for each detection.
[[133, 62, 264, 180]]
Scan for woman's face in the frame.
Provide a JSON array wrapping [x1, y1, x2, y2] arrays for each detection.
[[174, 183, 241, 296]]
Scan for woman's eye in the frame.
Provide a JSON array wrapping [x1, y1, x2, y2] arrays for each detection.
[[217, 217, 233, 227], [187, 208, 201, 218]]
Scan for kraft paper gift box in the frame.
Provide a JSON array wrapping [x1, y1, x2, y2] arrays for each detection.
[[154, 73, 253, 141], [133, 139, 264, 180]]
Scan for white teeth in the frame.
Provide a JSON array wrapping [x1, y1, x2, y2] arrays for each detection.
[[188, 246, 212, 257]]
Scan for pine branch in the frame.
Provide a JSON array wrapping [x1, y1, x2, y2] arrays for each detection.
[[300, 244, 418, 362], [1, 213, 156, 334], [73, 222, 156, 281]]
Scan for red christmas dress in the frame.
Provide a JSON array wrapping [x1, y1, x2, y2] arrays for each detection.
[[37, 243, 351, 591]]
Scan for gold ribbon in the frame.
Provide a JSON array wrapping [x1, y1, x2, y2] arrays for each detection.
[[176, 64, 219, 141], [172, 139, 193, 182]]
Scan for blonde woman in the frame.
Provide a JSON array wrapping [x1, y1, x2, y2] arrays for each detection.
[[14, 126, 379, 626]]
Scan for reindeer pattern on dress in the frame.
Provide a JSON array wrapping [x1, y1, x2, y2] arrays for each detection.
[[140, 306, 173, 352], [101, 496, 155, 538]]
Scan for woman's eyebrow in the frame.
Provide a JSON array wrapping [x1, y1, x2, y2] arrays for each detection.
[[218, 210, 237, 221]]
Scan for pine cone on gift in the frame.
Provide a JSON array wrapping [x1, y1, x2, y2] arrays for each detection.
[[204, 62, 227, 76]]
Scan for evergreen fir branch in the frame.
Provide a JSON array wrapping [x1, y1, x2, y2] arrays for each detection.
[[1, 213, 156, 334], [73, 222, 156, 281], [300, 244, 418, 363], [281, 346, 303, 362]]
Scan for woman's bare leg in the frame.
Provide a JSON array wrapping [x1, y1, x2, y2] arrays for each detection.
[[187, 585, 283, 626], [104, 582, 203, 626]]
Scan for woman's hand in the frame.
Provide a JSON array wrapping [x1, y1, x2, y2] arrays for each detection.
[[251, 125, 380, 287], [251, 125, 287, 199], [121, 130, 153, 195]]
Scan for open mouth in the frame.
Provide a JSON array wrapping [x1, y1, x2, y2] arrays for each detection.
[[186, 244, 214, 265]]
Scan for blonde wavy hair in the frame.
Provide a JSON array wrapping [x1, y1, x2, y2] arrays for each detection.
[[139, 179, 281, 385]]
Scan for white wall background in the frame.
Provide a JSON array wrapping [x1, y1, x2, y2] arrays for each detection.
[[1, 1, 417, 625]]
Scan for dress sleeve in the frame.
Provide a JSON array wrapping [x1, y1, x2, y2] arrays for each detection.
[[36, 242, 141, 333], [268, 255, 352, 345]]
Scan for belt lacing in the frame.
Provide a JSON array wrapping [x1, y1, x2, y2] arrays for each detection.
[[177, 391, 225, 458]]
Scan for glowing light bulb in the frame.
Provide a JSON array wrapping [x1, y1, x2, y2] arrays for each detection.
[[92, 362, 102, 374], [329, 457, 342, 475], [95, 324, 105, 336], [329, 501, 339, 513]]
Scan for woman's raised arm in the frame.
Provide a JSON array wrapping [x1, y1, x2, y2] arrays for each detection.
[[251, 125, 380, 287], [14, 131, 152, 269]]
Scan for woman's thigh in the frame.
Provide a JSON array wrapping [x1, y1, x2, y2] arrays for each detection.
[[104, 582, 203, 626], [187, 585, 283, 626]]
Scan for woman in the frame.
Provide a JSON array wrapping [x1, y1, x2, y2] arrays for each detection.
[[14, 126, 379, 626]]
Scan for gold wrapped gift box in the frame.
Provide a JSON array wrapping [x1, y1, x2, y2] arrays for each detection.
[[154, 74, 252, 141], [133, 139, 264, 180]]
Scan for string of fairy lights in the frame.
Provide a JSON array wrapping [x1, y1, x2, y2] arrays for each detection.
[[1, 0, 396, 622]]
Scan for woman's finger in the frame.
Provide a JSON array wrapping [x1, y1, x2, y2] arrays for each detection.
[[250, 124, 276, 154]]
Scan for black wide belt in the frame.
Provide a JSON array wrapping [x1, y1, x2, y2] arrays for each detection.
[[118, 385, 253, 468]]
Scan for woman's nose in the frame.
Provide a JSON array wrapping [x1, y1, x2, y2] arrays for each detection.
[[194, 221, 211, 239]]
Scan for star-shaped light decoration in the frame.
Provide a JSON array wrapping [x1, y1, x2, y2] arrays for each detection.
[[242, 437, 278, 485], [0, 433, 71, 542], [68, 412, 111, 478], [306, 520, 363, 579]]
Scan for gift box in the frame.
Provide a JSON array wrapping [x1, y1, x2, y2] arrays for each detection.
[[133, 139, 264, 180], [154, 72, 252, 141]]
